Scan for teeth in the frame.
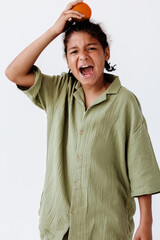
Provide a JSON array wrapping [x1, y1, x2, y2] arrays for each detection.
[[81, 65, 89, 68]]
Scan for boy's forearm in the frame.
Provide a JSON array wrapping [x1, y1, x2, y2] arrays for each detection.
[[5, 26, 59, 85], [5, 0, 84, 87], [134, 194, 153, 240], [138, 194, 152, 225]]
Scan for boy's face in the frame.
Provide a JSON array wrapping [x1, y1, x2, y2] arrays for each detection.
[[66, 32, 110, 88]]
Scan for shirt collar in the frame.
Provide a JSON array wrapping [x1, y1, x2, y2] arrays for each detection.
[[74, 73, 121, 95]]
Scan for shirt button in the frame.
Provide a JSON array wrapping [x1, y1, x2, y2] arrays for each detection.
[[80, 130, 84, 135], [71, 209, 75, 214], [74, 181, 78, 187], [76, 155, 80, 161]]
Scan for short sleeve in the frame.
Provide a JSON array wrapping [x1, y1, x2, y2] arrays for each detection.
[[17, 65, 69, 111], [127, 119, 160, 197]]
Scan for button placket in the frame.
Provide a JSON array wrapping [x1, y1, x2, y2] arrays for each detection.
[[70, 118, 87, 216]]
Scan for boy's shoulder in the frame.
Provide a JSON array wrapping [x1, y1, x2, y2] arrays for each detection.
[[105, 73, 140, 107], [120, 85, 142, 111], [106, 73, 143, 120]]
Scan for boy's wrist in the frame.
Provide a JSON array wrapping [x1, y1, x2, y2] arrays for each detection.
[[140, 216, 153, 226]]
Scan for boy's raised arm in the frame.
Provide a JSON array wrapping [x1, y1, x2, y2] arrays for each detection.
[[5, 0, 84, 88]]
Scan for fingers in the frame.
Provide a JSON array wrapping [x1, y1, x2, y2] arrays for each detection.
[[59, 0, 85, 25], [53, 0, 84, 35], [64, 0, 84, 22], [65, 0, 83, 11], [64, 10, 84, 21], [62, 9, 83, 32]]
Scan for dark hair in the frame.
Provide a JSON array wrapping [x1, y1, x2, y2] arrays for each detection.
[[63, 20, 116, 72]]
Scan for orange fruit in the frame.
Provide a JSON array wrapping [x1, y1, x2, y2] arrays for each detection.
[[72, 2, 92, 20]]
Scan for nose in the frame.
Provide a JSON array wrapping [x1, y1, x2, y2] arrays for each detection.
[[79, 52, 88, 61]]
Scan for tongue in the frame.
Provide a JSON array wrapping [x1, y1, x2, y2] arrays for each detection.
[[81, 66, 93, 75]]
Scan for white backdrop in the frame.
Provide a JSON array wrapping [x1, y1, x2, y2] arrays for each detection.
[[0, 0, 160, 239]]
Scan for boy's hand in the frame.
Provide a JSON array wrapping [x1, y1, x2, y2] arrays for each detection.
[[134, 194, 153, 240], [5, 0, 84, 87], [134, 223, 152, 240], [53, 0, 84, 35]]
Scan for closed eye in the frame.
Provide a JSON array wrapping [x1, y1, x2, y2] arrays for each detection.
[[88, 47, 97, 51], [70, 50, 78, 54]]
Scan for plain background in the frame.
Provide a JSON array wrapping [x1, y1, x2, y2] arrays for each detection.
[[1, 0, 160, 239]]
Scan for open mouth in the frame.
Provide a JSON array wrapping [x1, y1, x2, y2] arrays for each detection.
[[79, 65, 94, 77]]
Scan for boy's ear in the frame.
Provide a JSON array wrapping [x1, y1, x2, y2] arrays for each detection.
[[105, 46, 110, 61]]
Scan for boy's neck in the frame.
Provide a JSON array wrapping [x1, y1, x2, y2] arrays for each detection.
[[82, 81, 110, 109]]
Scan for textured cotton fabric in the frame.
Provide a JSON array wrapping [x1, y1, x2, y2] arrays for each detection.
[[18, 66, 160, 240]]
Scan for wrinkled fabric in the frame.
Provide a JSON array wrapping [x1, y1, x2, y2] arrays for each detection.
[[17, 66, 160, 240]]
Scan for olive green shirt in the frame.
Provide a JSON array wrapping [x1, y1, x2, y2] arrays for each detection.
[[18, 66, 160, 240]]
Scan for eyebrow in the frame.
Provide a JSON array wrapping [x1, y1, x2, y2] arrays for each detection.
[[68, 43, 98, 51]]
